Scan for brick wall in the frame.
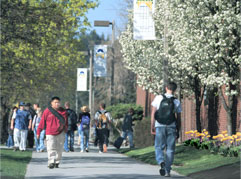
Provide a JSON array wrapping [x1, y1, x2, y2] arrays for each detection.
[[136, 85, 241, 142]]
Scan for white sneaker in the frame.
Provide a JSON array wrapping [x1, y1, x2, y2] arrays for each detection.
[[165, 172, 171, 177], [99, 151, 103, 154], [85, 148, 89, 152], [80, 150, 84, 153]]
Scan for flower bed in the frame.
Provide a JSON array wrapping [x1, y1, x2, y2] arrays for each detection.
[[184, 129, 241, 157]]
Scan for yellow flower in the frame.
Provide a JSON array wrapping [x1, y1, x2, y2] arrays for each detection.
[[236, 138, 241, 142], [200, 133, 205, 137], [204, 131, 209, 135], [194, 130, 198, 133], [232, 135, 237, 139], [230, 141, 233, 144], [225, 134, 228, 137], [185, 130, 194, 134], [226, 136, 233, 140], [207, 135, 211, 138], [222, 131, 228, 134], [213, 136, 219, 139], [190, 134, 194, 137], [236, 132, 241, 137], [202, 129, 207, 132]]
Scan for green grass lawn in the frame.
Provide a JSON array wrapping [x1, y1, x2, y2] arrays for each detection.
[[0, 148, 32, 179], [119, 144, 240, 176]]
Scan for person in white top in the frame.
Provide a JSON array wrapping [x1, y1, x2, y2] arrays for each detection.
[[151, 82, 182, 177]]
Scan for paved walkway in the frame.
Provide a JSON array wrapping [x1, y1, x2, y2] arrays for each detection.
[[25, 143, 189, 179]]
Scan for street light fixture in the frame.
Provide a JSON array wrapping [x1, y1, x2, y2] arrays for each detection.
[[94, 20, 115, 45], [94, 20, 115, 105]]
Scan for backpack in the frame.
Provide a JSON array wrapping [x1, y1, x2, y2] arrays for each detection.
[[81, 115, 90, 129], [154, 94, 176, 125], [97, 111, 108, 129]]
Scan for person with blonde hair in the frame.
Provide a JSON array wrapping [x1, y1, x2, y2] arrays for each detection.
[[32, 108, 45, 152], [77, 106, 91, 152]]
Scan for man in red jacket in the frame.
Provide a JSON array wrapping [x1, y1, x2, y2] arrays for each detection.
[[37, 96, 68, 169]]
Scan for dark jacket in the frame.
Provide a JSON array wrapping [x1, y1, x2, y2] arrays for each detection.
[[66, 109, 77, 131], [122, 113, 134, 132]]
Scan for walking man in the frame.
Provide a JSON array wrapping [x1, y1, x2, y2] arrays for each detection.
[[37, 96, 68, 169], [121, 108, 135, 149], [11, 102, 32, 151], [151, 82, 182, 177], [64, 102, 77, 152], [94, 103, 112, 153]]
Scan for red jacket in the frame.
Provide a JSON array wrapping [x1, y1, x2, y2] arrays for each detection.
[[37, 107, 68, 136]]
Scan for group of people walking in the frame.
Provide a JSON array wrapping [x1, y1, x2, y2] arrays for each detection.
[[7, 81, 181, 177]]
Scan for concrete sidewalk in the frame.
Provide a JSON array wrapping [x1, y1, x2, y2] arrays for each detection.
[[25, 143, 189, 179]]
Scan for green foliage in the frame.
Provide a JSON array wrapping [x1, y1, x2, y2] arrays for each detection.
[[120, 145, 240, 176], [106, 103, 143, 120], [184, 138, 240, 157], [0, 149, 32, 178], [1, 0, 98, 105]]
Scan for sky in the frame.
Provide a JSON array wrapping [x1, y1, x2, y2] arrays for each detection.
[[86, 0, 130, 39]]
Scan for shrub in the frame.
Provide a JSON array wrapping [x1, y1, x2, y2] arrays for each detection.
[[106, 103, 143, 142]]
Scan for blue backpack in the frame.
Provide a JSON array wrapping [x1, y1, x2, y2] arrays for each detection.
[[81, 115, 90, 129]]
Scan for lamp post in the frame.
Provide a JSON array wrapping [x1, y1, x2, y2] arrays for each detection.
[[94, 20, 115, 105]]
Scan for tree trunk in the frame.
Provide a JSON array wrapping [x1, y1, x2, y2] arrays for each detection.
[[219, 86, 234, 136], [207, 88, 219, 137], [194, 78, 204, 133]]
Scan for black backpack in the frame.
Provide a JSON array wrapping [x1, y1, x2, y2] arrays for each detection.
[[154, 95, 176, 125]]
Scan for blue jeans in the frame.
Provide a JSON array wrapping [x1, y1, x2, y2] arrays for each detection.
[[155, 126, 176, 173], [79, 127, 89, 150], [6, 134, 14, 147], [64, 130, 74, 151], [122, 130, 134, 148], [34, 127, 45, 151]]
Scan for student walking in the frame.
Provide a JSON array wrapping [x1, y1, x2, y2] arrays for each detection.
[[6, 106, 18, 148], [121, 108, 135, 149], [32, 108, 45, 152], [78, 106, 91, 153], [151, 82, 182, 177], [11, 102, 32, 151], [94, 103, 112, 153], [64, 102, 77, 152], [37, 96, 68, 169]]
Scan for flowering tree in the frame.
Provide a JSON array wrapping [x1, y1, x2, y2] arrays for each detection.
[[120, 0, 240, 135]]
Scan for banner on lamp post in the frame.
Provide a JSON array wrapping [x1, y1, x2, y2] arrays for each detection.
[[94, 45, 107, 77], [77, 68, 88, 91], [133, 0, 156, 40]]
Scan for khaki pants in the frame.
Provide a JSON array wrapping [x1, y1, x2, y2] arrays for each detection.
[[46, 131, 65, 166]]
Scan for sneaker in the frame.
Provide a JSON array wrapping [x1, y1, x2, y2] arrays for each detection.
[[40, 149, 44, 152], [85, 148, 89, 152], [48, 163, 55, 169], [80, 150, 84, 153], [55, 163, 59, 168], [13, 147, 18, 151], [99, 151, 103, 154], [165, 172, 171, 177], [159, 162, 166, 176], [103, 144, 107, 153]]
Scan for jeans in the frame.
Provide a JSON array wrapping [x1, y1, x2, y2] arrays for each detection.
[[122, 130, 134, 148], [64, 130, 75, 151], [34, 127, 45, 151], [155, 126, 176, 173], [6, 134, 14, 147], [79, 127, 89, 150]]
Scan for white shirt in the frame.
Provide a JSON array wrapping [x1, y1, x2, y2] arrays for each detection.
[[151, 93, 182, 127]]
